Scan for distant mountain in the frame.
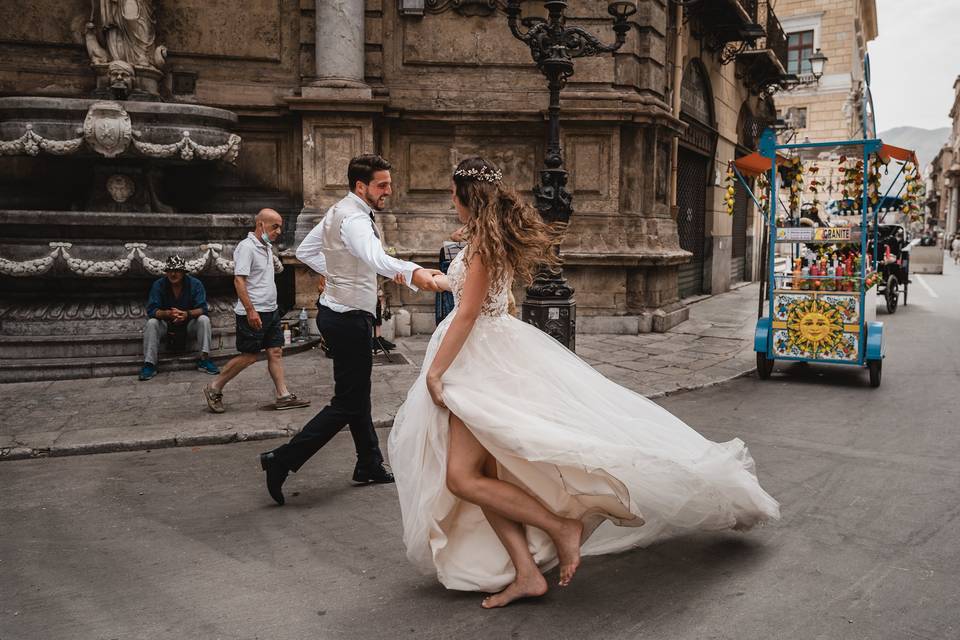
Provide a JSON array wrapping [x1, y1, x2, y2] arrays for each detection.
[[877, 126, 951, 171], [875, 126, 950, 195]]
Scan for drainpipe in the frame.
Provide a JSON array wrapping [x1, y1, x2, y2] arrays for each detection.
[[668, 0, 684, 217]]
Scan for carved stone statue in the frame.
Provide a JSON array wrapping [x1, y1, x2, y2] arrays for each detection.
[[85, 0, 166, 99], [107, 60, 135, 99], [89, 0, 165, 70]]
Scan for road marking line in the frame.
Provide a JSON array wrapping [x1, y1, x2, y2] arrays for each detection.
[[915, 275, 939, 298]]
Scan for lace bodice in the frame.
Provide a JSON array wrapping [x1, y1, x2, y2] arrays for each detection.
[[446, 248, 510, 317]]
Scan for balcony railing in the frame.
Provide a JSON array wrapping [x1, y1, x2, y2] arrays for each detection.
[[741, 0, 759, 23], [761, 1, 788, 73], [687, 0, 764, 52], [733, 0, 791, 94]]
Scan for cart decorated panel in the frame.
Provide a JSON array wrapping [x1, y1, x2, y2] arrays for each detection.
[[771, 291, 862, 362]]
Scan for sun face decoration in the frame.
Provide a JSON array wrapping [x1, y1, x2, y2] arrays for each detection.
[[785, 297, 844, 355]]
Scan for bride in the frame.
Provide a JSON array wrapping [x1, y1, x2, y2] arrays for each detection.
[[388, 157, 780, 608]]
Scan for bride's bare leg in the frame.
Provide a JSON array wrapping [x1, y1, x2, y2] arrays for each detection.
[[478, 455, 547, 608], [446, 412, 582, 587]]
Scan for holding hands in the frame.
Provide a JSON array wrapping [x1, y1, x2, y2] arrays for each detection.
[[406, 268, 445, 292]]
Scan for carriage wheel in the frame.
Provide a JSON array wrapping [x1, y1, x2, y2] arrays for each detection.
[[885, 276, 899, 314], [867, 359, 882, 388], [756, 352, 774, 380]]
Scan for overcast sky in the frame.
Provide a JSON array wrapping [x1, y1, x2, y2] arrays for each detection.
[[869, 0, 957, 131]]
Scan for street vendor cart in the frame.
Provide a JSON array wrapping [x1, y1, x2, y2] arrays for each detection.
[[729, 130, 921, 389]]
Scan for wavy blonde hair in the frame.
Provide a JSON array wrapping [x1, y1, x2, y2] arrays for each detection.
[[453, 157, 561, 286]]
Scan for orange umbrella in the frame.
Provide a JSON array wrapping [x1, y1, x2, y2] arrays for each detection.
[[732, 152, 789, 178], [877, 143, 918, 166]]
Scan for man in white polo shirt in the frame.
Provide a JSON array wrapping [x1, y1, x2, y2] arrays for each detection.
[[202, 208, 309, 413]]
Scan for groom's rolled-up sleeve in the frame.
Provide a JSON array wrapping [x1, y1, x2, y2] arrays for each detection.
[[341, 215, 422, 291]]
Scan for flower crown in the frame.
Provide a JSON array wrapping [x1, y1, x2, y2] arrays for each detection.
[[453, 166, 502, 184]]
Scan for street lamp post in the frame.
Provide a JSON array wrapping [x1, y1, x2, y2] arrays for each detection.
[[506, 0, 636, 350]]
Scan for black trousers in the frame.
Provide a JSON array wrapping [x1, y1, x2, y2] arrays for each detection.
[[273, 304, 383, 473]]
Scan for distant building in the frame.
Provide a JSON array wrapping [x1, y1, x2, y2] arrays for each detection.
[[925, 144, 953, 235], [940, 77, 960, 238], [772, 0, 878, 201]]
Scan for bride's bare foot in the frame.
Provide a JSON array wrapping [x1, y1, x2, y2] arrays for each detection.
[[481, 572, 548, 609], [555, 518, 583, 587]]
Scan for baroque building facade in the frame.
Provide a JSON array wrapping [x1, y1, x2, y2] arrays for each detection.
[[936, 76, 960, 240], [0, 0, 792, 366]]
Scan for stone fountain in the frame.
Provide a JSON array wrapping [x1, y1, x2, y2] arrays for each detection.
[[0, 1, 268, 382]]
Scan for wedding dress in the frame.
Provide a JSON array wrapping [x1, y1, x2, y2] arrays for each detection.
[[388, 249, 780, 592]]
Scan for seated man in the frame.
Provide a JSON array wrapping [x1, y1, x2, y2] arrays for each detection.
[[140, 255, 220, 380]]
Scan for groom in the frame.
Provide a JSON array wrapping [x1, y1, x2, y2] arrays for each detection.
[[259, 154, 441, 505]]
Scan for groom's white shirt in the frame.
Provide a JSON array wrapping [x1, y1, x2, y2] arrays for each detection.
[[296, 191, 421, 314]]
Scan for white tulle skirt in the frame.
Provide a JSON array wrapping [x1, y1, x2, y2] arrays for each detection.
[[388, 311, 780, 592]]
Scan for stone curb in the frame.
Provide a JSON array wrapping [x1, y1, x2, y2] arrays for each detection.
[[645, 360, 756, 400], [1, 359, 758, 461], [0, 418, 395, 462]]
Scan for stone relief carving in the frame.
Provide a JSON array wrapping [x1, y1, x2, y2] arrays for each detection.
[[0, 103, 241, 162], [131, 131, 242, 163], [106, 174, 136, 203], [0, 125, 84, 157], [107, 60, 136, 99], [424, 0, 504, 16], [0, 298, 239, 322], [0, 243, 283, 278], [83, 101, 133, 158]]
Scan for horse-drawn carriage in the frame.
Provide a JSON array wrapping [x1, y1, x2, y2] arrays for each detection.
[[869, 222, 911, 314]]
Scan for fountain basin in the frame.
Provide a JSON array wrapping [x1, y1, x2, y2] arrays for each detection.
[[0, 96, 239, 160]]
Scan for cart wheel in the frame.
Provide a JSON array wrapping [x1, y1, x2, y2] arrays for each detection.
[[867, 359, 882, 388], [885, 276, 899, 314], [756, 352, 774, 380]]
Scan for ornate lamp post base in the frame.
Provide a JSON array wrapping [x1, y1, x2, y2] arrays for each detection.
[[522, 292, 576, 350]]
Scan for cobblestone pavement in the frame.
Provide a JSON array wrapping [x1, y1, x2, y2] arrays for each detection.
[[0, 284, 761, 460]]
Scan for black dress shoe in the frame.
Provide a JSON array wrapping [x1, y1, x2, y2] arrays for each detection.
[[259, 451, 289, 505], [352, 464, 395, 484]]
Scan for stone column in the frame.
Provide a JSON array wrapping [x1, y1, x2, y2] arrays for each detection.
[[305, 0, 371, 100]]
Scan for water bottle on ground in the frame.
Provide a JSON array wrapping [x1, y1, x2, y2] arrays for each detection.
[[298, 307, 309, 341]]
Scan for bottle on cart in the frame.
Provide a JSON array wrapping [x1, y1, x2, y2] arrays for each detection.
[[298, 307, 309, 342]]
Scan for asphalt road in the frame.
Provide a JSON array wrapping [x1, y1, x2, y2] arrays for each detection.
[[2, 260, 959, 640]]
